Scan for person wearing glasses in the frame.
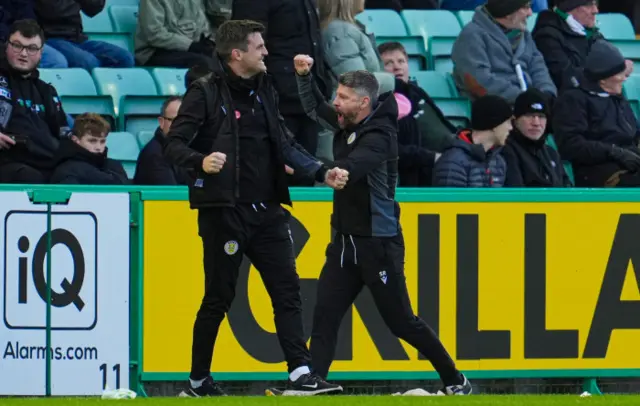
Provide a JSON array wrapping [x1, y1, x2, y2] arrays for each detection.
[[0, 19, 71, 184], [134, 96, 192, 185]]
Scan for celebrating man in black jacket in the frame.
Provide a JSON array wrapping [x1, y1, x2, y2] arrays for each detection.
[[163, 20, 345, 397], [290, 55, 472, 396]]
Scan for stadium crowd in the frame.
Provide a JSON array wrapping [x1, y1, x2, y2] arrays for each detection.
[[0, 0, 638, 189]]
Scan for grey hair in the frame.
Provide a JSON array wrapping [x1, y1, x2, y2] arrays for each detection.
[[338, 70, 379, 102]]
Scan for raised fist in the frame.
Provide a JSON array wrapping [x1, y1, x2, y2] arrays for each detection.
[[294, 54, 314, 76]]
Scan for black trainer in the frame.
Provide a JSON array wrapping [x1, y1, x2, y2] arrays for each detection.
[[280, 373, 343, 396], [179, 376, 227, 397]]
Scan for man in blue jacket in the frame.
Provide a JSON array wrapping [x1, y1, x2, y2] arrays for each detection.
[[292, 54, 472, 396]]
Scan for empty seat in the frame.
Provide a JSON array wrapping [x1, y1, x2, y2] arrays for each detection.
[[82, 10, 132, 52], [411, 71, 470, 126], [151, 68, 187, 95], [623, 74, 640, 101], [596, 13, 636, 40], [411, 71, 456, 98], [106, 0, 139, 6], [527, 13, 538, 32], [92, 68, 165, 133], [401, 10, 461, 71], [456, 10, 474, 26], [136, 130, 155, 149], [107, 131, 140, 178], [109, 5, 138, 34], [81, 10, 113, 33], [356, 10, 428, 70], [38, 68, 115, 121]]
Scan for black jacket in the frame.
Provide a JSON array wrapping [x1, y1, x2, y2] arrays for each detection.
[[0, 0, 36, 41], [553, 80, 640, 187], [297, 72, 401, 237], [433, 130, 506, 187], [164, 52, 326, 209], [502, 129, 571, 187], [394, 78, 456, 186], [49, 139, 129, 184], [35, 0, 104, 43], [532, 10, 604, 91], [0, 58, 69, 169], [365, 0, 439, 10], [134, 128, 191, 185], [232, 0, 331, 116]]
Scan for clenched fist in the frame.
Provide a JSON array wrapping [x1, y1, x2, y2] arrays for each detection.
[[202, 152, 226, 174], [294, 54, 314, 76]]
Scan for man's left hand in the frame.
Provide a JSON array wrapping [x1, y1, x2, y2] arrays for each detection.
[[325, 167, 349, 190]]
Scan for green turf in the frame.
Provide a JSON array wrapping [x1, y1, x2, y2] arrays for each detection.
[[2, 396, 640, 405]]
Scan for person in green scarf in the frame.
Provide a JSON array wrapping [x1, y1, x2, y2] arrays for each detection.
[[533, 0, 633, 91]]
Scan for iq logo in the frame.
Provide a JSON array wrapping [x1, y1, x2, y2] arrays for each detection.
[[3, 211, 98, 331]]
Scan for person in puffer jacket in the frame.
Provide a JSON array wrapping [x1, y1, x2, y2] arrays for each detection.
[[433, 95, 512, 187]]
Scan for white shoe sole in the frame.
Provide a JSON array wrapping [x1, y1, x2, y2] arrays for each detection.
[[281, 386, 343, 396]]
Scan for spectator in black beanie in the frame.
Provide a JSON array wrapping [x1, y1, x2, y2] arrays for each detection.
[[433, 95, 512, 187], [503, 89, 572, 187], [554, 40, 640, 187]]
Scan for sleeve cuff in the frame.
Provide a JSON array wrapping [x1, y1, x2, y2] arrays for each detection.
[[315, 165, 329, 183]]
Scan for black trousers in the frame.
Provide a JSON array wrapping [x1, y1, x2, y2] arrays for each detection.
[[310, 231, 462, 386], [0, 162, 49, 183], [145, 48, 215, 70], [190, 203, 311, 380]]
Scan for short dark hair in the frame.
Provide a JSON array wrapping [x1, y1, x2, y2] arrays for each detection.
[[161, 96, 182, 116], [185, 65, 211, 87], [8, 19, 44, 45], [215, 19, 265, 61], [338, 70, 379, 101], [378, 41, 407, 57], [72, 113, 111, 138]]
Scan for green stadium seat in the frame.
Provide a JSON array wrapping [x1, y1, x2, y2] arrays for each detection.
[[356, 10, 428, 70], [109, 5, 138, 34], [106, 0, 138, 6], [136, 130, 155, 149], [609, 39, 640, 67], [411, 71, 456, 97], [411, 71, 470, 126], [38, 68, 116, 124], [82, 10, 132, 52], [596, 13, 636, 40], [456, 10, 474, 26], [92, 68, 166, 134], [106, 131, 140, 178], [623, 74, 640, 102], [151, 68, 187, 95], [527, 13, 538, 32], [81, 10, 113, 32], [401, 10, 460, 71], [545, 134, 575, 186]]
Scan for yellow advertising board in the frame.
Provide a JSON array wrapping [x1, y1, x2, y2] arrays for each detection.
[[142, 199, 640, 379]]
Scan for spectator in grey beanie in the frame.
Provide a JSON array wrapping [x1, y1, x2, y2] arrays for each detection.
[[486, 0, 532, 19], [553, 39, 640, 187], [433, 95, 512, 187]]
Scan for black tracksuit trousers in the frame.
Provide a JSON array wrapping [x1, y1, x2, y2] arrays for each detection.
[[190, 203, 311, 380], [310, 231, 462, 386]]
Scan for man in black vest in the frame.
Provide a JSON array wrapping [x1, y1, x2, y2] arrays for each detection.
[[0, 19, 70, 183], [164, 19, 346, 397]]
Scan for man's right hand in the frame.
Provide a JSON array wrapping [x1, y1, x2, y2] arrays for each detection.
[[202, 152, 226, 174], [294, 54, 314, 76], [0, 132, 15, 150]]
